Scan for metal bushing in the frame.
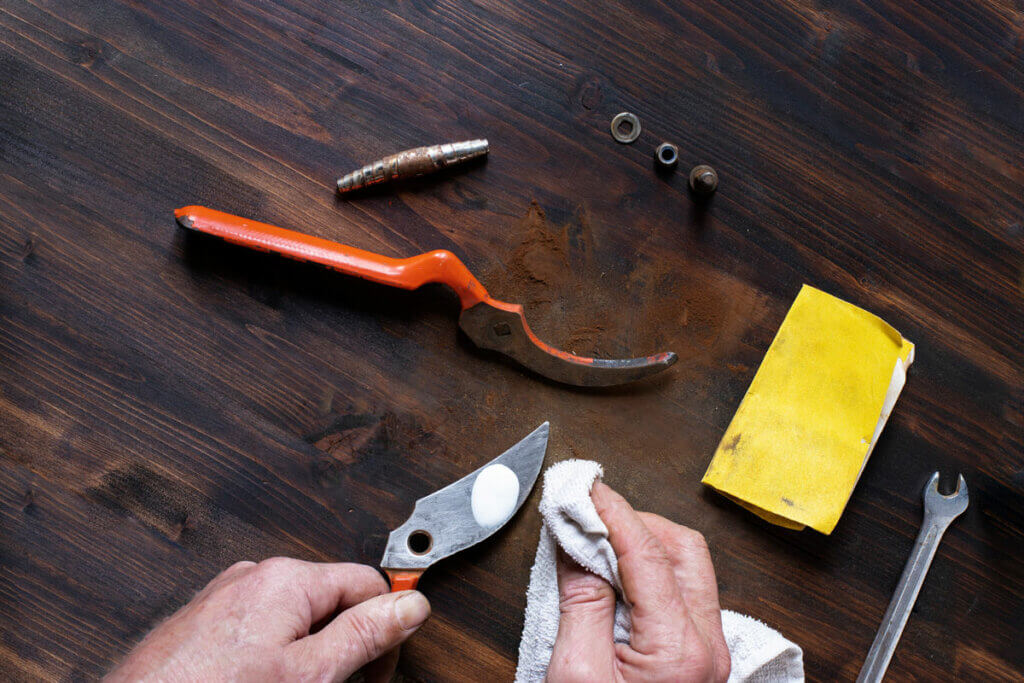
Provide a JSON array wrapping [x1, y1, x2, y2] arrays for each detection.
[[689, 165, 718, 195], [610, 112, 641, 143], [655, 143, 678, 169]]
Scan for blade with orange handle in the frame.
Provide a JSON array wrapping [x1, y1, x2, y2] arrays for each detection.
[[384, 570, 424, 592], [175, 206, 676, 386], [380, 423, 548, 592]]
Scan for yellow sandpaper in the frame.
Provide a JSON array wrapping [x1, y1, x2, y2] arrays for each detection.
[[702, 285, 914, 534]]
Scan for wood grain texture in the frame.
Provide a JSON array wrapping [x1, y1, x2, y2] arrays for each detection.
[[0, 0, 1021, 680]]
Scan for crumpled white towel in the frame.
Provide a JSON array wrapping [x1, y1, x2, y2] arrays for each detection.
[[515, 460, 804, 683]]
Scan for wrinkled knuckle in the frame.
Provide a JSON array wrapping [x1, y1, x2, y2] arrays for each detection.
[[551, 665, 599, 683], [224, 560, 256, 576], [695, 658, 717, 683], [345, 611, 391, 664], [262, 654, 290, 681], [548, 654, 603, 683], [346, 563, 389, 594], [210, 560, 255, 586], [258, 556, 293, 571], [651, 653, 714, 683], [698, 631, 731, 683], [287, 650, 332, 683], [678, 528, 709, 554], [559, 574, 613, 611], [606, 492, 632, 515], [633, 531, 672, 567], [256, 556, 295, 579], [715, 649, 732, 683], [680, 646, 716, 683]]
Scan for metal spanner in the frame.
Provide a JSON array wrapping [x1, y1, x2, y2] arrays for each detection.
[[857, 472, 969, 682]]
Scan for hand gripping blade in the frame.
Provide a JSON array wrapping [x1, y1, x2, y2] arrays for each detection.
[[381, 423, 549, 589]]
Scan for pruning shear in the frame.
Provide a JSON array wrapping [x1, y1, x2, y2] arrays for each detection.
[[175, 206, 676, 387], [381, 422, 549, 591]]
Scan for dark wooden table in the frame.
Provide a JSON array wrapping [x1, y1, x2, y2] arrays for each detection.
[[1, 1, 1021, 680]]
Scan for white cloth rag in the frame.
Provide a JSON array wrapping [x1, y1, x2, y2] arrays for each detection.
[[515, 460, 804, 683]]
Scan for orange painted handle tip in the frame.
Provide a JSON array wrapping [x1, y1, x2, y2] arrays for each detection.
[[385, 569, 423, 592]]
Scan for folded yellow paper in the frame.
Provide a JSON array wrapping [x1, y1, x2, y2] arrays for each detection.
[[702, 285, 914, 534]]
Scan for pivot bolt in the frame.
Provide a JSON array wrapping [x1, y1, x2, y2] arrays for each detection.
[[689, 165, 718, 195]]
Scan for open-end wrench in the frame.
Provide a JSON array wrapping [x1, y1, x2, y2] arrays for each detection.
[[857, 472, 969, 682]]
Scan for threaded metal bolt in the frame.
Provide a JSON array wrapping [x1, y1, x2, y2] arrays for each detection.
[[689, 165, 718, 195]]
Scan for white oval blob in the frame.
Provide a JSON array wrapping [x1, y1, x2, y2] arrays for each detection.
[[471, 463, 520, 528]]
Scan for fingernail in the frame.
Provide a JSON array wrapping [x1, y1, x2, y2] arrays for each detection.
[[395, 591, 430, 630]]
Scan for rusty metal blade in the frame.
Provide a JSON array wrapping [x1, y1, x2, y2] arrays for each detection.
[[458, 300, 677, 387], [381, 423, 549, 572]]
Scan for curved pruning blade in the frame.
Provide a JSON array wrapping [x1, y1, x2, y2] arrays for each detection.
[[381, 422, 549, 571], [459, 301, 677, 387]]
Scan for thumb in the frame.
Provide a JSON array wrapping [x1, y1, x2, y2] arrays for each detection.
[[287, 590, 430, 681], [548, 551, 618, 681]]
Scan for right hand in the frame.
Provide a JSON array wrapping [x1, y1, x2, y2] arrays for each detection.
[[547, 482, 731, 682]]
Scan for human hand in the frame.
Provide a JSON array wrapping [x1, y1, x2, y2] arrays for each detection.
[[106, 558, 430, 682], [548, 483, 730, 682]]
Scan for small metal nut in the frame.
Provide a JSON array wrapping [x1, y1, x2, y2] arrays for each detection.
[[655, 143, 678, 169], [610, 112, 641, 143], [689, 165, 718, 195]]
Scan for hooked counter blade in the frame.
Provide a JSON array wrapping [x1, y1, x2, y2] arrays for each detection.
[[459, 301, 677, 387], [381, 422, 549, 578]]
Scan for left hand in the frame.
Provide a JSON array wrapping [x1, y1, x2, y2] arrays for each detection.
[[106, 558, 430, 682]]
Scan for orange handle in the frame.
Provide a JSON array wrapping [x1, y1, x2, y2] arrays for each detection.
[[385, 569, 423, 592], [175, 206, 490, 309]]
